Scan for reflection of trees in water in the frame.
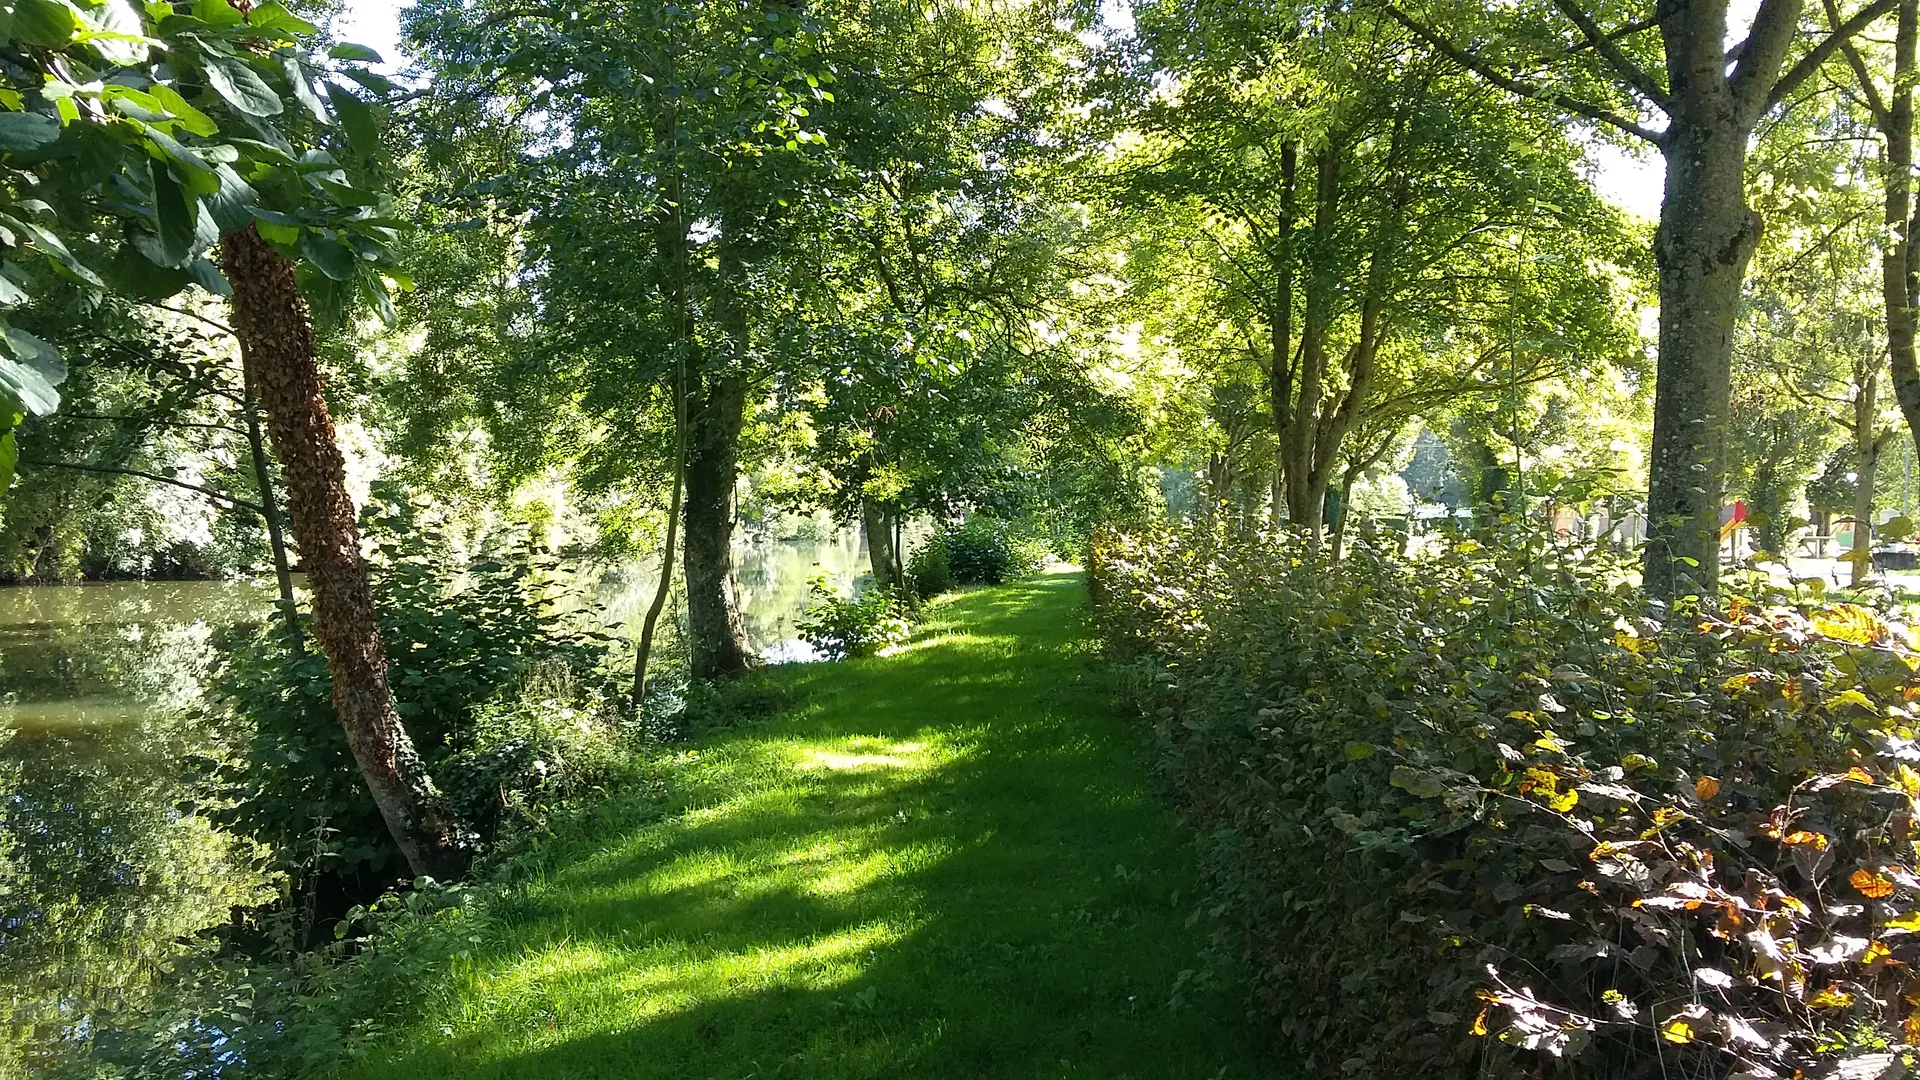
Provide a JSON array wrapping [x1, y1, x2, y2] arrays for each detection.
[[0, 583, 272, 1072], [594, 534, 869, 656], [734, 536, 867, 650]]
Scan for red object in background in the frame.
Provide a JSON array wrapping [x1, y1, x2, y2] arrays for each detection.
[[1733, 500, 1747, 523]]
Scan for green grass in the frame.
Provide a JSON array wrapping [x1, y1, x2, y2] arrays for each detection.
[[341, 571, 1270, 1079]]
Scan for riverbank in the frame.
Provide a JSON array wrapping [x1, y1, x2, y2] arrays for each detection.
[[333, 571, 1270, 1079]]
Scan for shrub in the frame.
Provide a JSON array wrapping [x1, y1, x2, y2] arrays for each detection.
[[906, 532, 955, 598], [795, 578, 912, 661], [1091, 522, 1920, 1080], [438, 659, 634, 843], [905, 516, 1045, 599], [215, 493, 622, 883]]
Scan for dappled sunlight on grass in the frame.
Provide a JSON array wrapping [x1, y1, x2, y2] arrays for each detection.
[[794, 737, 934, 772], [343, 574, 1268, 1080]]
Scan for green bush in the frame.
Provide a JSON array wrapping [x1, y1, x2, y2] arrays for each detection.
[[215, 492, 622, 882], [795, 577, 912, 660], [912, 515, 1045, 593], [1091, 522, 1920, 1080], [905, 532, 955, 598], [439, 659, 635, 843]]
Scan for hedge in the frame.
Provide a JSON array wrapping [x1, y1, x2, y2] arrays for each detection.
[[1090, 523, 1920, 1080]]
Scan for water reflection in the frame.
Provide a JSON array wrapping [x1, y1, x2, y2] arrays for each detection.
[[0, 537, 876, 1067], [0, 580, 274, 1072], [595, 531, 872, 662]]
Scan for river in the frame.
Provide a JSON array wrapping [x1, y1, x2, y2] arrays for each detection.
[[0, 535, 871, 1069]]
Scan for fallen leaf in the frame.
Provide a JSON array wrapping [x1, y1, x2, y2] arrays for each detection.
[[1808, 985, 1856, 1008], [1854, 869, 1897, 899]]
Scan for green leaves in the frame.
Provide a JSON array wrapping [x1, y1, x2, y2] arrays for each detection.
[[147, 157, 198, 267], [13, 0, 85, 48], [0, 326, 66, 416], [327, 42, 384, 63], [0, 112, 61, 153], [0, 0, 406, 513], [203, 53, 284, 117], [298, 229, 358, 280], [326, 83, 380, 159]]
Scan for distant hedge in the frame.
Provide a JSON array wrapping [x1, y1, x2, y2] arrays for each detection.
[[1090, 523, 1920, 1080]]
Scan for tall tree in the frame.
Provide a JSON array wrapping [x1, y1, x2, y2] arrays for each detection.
[[1123, 4, 1634, 544], [0, 0, 461, 876], [406, 0, 835, 680], [1386, 0, 1897, 596]]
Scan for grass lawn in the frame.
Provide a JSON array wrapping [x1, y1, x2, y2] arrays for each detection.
[[339, 571, 1271, 1080]]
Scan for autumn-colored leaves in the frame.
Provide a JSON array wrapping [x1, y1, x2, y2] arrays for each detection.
[[1091, 523, 1920, 1080]]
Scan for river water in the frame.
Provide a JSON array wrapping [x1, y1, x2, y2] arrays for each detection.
[[0, 535, 870, 1065]]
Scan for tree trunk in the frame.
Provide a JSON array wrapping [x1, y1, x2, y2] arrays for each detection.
[[892, 515, 905, 591], [1643, 100, 1762, 599], [1328, 472, 1357, 564], [682, 368, 751, 680], [220, 226, 462, 881], [1854, 367, 1885, 587], [631, 406, 684, 709], [1281, 145, 1341, 546], [1269, 141, 1297, 535], [242, 362, 299, 644], [863, 497, 898, 591], [1883, 0, 1920, 463]]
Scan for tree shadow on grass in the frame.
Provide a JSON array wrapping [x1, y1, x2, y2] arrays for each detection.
[[347, 574, 1275, 1080]]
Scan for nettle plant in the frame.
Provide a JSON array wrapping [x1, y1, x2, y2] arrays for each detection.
[[0, 0, 404, 476]]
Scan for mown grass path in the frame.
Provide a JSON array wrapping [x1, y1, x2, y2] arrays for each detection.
[[345, 572, 1269, 1079]]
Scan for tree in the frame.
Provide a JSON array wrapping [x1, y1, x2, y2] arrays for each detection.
[[1812, 0, 1920, 453], [406, 0, 836, 680], [1387, 0, 1899, 597], [1121, 3, 1635, 546], [0, 0, 461, 878]]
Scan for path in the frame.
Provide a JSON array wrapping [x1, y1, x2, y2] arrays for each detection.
[[345, 572, 1269, 1079]]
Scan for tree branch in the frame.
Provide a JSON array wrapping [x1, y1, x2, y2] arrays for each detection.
[[1767, 0, 1902, 112], [1383, 4, 1666, 144], [1548, 0, 1671, 107], [146, 301, 238, 339], [61, 411, 245, 434], [1826, 0, 1892, 123], [18, 458, 264, 515]]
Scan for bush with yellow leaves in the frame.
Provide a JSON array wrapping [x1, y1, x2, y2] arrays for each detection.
[[1090, 521, 1920, 1080]]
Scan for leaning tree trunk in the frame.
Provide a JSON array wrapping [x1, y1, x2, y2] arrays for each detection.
[[221, 226, 462, 880], [630, 407, 684, 709], [682, 368, 752, 680], [1643, 102, 1762, 600], [863, 497, 899, 591]]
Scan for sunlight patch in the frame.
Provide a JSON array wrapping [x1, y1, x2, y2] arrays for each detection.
[[797, 738, 931, 772]]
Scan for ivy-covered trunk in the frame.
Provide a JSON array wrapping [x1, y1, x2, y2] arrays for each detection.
[[220, 226, 463, 880], [682, 367, 752, 680]]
